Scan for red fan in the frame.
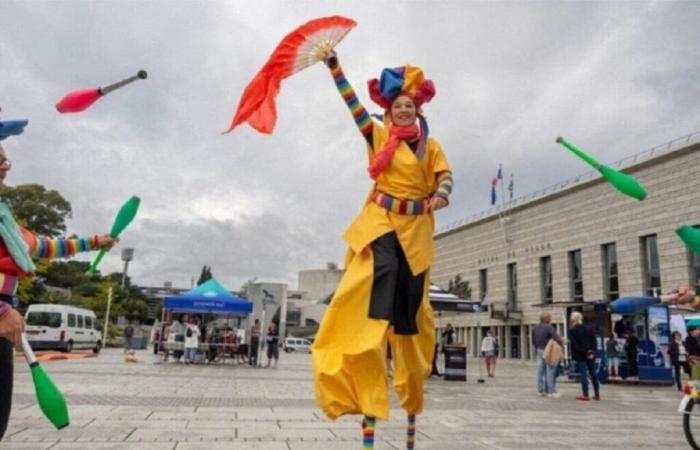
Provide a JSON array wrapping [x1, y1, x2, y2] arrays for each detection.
[[56, 70, 148, 114], [223, 16, 357, 135]]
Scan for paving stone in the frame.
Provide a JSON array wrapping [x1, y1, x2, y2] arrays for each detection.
[[5, 348, 690, 449]]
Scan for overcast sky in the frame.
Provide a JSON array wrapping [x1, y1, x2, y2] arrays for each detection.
[[2, 1, 699, 291]]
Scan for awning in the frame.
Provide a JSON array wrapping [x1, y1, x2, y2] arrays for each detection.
[[429, 284, 482, 313], [163, 278, 252, 315]]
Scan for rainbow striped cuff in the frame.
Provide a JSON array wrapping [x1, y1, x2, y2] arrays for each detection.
[[436, 172, 454, 200], [0, 273, 19, 296], [374, 191, 429, 215], [331, 65, 373, 135], [33, 235, 101, 260]]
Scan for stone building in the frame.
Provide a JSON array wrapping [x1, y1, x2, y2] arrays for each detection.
[[432, 133, 700, 360]]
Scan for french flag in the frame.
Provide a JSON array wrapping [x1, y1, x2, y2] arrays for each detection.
[[491, 165, 502, 205]]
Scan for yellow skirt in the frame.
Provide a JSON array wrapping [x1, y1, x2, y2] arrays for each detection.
[[312, 246, 435, 420]]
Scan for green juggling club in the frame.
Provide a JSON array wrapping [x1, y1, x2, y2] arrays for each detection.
[[20, 334, 70, 429], [677, 225, 700, 253], [87, 196, 141, 274], [556, 137, 647, 201]]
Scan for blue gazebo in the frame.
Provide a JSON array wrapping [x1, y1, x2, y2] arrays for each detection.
[[164, 278, 252, 315]]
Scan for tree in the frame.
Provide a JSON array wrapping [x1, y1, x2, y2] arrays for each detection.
[[0, 184, 72, 237], [197, 265, 213, 286], [448, 274, 472, 299]]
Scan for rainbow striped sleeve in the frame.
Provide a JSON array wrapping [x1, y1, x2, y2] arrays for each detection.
[[436, 171, 454, 200], [330, 63, 373, 138], [31, 235, 101, 260]]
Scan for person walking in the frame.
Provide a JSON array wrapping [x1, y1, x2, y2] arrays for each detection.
[[249, 318, 261, 366], [184, 318, 201, 365], [605, 333, 621, 380], [123, 322, 135, 354], [480, 330, 498, 377], [532, 312, 563, 397], [0, 137, 116, 441], [265, 322, 279, 368], [685, 326, 700, 380], [669, 331, 689, 390], [171, 316, 186, 363], [568, 312, 600, 401]]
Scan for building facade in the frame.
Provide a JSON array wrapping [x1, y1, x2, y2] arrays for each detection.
[[432, 137, 700, 360]]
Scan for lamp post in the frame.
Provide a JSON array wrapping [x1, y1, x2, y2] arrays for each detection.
[[103, 248, 134, 347], [121, 248, 134, 290]]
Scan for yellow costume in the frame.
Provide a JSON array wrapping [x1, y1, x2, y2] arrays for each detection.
[[313, 120, 451, 420]]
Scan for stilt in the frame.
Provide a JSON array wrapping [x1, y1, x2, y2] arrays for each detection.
[[363, 416, 376, 449], [407, 414, 416, 449]]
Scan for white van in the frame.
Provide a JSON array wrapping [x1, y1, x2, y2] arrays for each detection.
[[24, 304, 102, 353], [283, 337, 312, 353]]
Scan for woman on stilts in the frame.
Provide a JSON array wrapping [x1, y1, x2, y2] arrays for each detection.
[[312, 51, 454, 449]]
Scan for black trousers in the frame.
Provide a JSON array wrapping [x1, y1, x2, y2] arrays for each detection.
[[0, 336, 13, 441], [249, 337, 259, 365], [628, 352, 638, 377], [369, 232, 425, 335]]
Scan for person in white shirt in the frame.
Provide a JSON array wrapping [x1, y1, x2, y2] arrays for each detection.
[[480, 330, 499, 377], [184, 317, 201, 365]]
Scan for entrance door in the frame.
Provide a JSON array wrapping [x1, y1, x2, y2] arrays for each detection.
[[510, 325, 521, 359]]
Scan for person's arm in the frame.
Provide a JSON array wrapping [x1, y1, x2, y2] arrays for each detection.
[[550, 325, 563, 345], [325, 55, 373, 143], [29, 234, 114, 260]]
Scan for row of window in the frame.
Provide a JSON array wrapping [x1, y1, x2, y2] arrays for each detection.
[[477, 233, 690, 306], [67, 313, 97, 329]]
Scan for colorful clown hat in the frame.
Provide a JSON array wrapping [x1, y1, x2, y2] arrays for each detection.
[[368, 65, 435, 109]]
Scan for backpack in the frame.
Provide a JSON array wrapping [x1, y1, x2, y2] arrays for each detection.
[[186, 327, 193, 338], [493, 339, 500, 354]]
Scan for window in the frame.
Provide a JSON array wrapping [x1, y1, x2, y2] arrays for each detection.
[[479, 268, 488, 301], [85, 316, 93, 329], [77, 315, 84, 328], [68, 313, 76, 327], [602, 243, 619, 301], [641, 234, 661, 296], [507, 263, 518, 309], [540, 256, 553, 303], [26, 312, 61, 328], [569, 250, 584, 301]]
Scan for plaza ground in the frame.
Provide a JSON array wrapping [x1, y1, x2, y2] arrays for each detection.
[[3, 348, 689, 449]]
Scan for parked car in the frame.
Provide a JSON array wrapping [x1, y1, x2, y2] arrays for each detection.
[[283, 337, 312, 353], [24, 304, 102, 353]]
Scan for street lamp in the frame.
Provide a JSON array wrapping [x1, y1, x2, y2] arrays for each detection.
[[121, 248, 135, 290]]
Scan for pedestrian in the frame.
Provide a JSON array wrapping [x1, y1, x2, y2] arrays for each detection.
[[249, 318, 260, 366], [0, 138, 116, 442], [184, 317, 200, 365], [441, 323, 455, 351], [605, 333, 621, 380], [669, 331, 689, 390], [625, 330, 640, 381], [311, 50, 453, 449], [480, 330, 498, 377], [532, 312, 563, 397], [568, 312, 600, 401], [685, 326, 700, 380], [123, 322, 135, 354], [171, 315, 186, 362], [265, 322, 279, 368]]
